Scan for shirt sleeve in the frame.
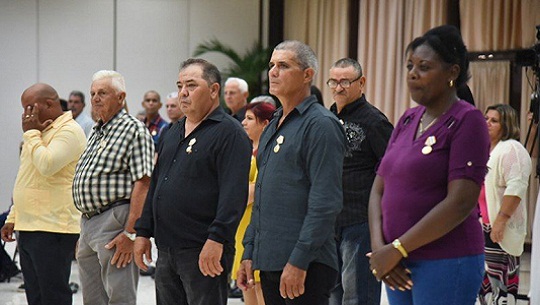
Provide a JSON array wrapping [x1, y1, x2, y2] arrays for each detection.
[[135, 161, 159, 238], [24, 126, 85, 177], [448, 109, 490, 186], [501, 141, 532, 199], [127, 128, 155, 182], [369, 119, 394, 161], [207, 128, 252, 244], [5, 204, 15, 224], [288, 116, 345, 270]]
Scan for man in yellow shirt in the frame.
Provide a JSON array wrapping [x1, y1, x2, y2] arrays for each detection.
[[1, 83, 86, 305]]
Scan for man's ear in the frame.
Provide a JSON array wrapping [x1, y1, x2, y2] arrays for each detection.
[[359, 76, 366, 89], [210, 83, 220, 99], [118, 92, 126, 105], [304, 68, 315, 84]]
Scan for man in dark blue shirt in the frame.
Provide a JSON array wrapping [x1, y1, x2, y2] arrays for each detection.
[[134, 58, 252, 305], [328, 58, 393, 305], [238, 40, 346, 305]]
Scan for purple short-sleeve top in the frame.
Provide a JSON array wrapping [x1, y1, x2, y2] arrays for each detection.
[[377, 100, 489, 260]]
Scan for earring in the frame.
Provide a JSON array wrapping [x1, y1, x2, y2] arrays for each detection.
[[449, 80, 454, 87]]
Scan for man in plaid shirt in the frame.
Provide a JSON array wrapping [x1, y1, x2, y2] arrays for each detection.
[[72, 70, 154, 305]]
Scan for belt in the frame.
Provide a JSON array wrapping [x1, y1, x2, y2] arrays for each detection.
[[82, 199, 130, 219]]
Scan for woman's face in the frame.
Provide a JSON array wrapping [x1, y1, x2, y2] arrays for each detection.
[[242, 109, 267, 142], [406, 44, 457, 106], [485, 109, 503, 142]]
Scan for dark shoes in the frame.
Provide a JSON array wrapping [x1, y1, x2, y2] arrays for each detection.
[[17, 282, 79, 294], [228, 287, 243, 298], [140, 266, 156, 277]]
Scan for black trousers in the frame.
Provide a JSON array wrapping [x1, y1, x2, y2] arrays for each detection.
[[18, 231, 78, 305], [260, 262, 338, 305], [155, 246, 234, 305]]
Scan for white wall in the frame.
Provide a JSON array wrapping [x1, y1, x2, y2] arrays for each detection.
[[0, 0, 260, 211]]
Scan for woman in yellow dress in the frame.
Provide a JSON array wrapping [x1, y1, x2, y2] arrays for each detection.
[[233, 100, 276, 305]]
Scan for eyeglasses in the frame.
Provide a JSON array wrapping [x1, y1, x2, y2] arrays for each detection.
[[326, 75, 362, 89]]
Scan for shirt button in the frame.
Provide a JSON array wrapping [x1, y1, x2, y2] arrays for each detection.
[[164, 177, 168, 181], [256, 183, 261, 188], [173, 159, 176, 163], [467, 161, 472, 166]]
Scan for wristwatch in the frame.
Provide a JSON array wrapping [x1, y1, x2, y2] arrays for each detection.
[[123, 230, 136, 241], [392, 239, 408, 258]]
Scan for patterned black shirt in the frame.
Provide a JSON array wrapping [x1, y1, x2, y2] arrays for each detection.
[[330, 95, 393, 227]]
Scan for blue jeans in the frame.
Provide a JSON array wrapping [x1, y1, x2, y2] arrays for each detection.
[[330, 222, 381, 305], [155, 246, 233, 305], [386, 254, 484, 305]]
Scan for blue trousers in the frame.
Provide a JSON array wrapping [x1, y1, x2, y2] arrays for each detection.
[[386, 254, 484, 305], [330, 222, 381, 305]]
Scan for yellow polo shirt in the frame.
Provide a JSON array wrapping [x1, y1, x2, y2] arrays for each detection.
[[7, 111, 86, 234]]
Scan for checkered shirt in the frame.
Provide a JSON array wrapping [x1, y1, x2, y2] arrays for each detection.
[[72, 109, 154, 213]]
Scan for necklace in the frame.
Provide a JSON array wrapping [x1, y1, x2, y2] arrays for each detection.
[[418, 114, 438, 136]]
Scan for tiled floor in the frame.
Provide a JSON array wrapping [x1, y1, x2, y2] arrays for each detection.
[[0, 241, 531, 305]]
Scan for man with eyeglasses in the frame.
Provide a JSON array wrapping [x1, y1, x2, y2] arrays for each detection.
[[238, 41, 346, 305], [327, 58, 393, 305]]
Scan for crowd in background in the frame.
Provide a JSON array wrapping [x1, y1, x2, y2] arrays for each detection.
[[1, 24, 540, 305]]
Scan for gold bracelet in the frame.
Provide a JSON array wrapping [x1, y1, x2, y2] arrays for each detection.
[[392, 239, 409, 258]]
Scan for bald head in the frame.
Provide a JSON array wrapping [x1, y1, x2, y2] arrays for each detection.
[[22, 83, 59, 101], [21, 83, 63, 122]]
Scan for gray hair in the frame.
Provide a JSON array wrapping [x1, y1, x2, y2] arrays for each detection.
[[250, 95, 276, 106], [331, 58, 363, 78], [274, 40, 318, 77], [225, 77, 249, 93], [92, 70, 126, 93]]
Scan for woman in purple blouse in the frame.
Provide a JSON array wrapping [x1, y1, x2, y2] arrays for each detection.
[[367, 25, 490, 305]]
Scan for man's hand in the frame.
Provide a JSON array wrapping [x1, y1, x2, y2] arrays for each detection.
[[198, 239, 223, 277], [280, 263, 307, 299], [105, 231, 134, 268], [134, 237, 152, 271], [1, 223, 15, 242], [237, 259, 255, 291], [22, 104, 52, 132]]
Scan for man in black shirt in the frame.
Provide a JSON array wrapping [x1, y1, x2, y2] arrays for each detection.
[[134, 58, 252, 305], [327, 58, 393, 305]]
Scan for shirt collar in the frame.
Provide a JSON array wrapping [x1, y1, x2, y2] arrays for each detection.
[[178, 106, 227, 127], [274, 95, 319, 119], [330, 94, 367, 115], [95, 109, 126, 133], [45, 111, 74, 131], [144, 114, 164, 126]]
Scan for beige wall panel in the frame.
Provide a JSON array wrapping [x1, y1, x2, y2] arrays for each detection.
[[0, 0, 39, 211]]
